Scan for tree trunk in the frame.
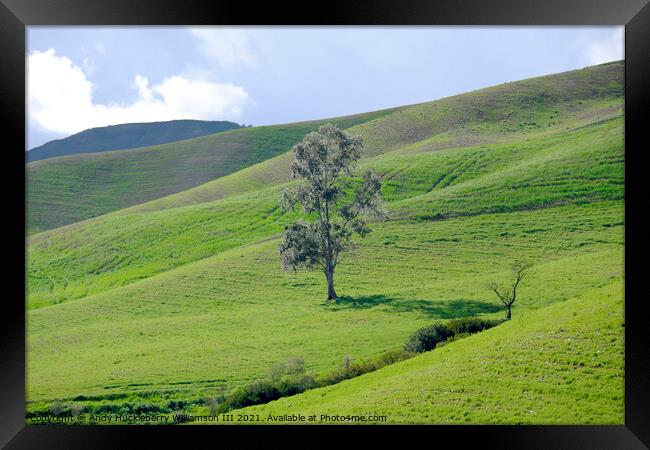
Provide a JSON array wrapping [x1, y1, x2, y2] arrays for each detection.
[[326, 269, 337, 301], [506, 304, 512, 320]]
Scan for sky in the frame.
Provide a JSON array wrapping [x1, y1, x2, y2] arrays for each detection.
[[27, 26, 624, 149]]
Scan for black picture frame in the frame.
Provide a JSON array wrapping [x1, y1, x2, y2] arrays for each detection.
[[2, 0, 648, 447]]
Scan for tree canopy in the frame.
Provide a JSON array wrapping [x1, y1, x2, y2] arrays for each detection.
[[279, 124, 384, 301]]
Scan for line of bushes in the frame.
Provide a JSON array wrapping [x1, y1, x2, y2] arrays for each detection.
[[27, 395, 199, 421], [211, 317, 505, 414], [211, 349, 416, 413], [404, 317, 506, 353], [27, 399, 194, 420]]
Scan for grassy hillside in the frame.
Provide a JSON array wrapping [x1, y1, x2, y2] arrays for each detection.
[[120, 61, 623, 215], [27, 120, 243, 162], [26, 109, 396, 234], [27, 116, 623, 310], [26, 202, 623, 410], [25, 62, 624, 423], [235, 281, 624, 424]]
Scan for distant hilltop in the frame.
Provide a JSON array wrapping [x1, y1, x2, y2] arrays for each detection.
[[27, 119, 243, 162]]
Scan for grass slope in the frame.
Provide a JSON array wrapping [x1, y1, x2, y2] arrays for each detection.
[[26, 202, 623, 408], [27, 120, 242, 162], [26, 109, 395, 234], [27, 116, 623, 310], [118, 61, 623, 215], [235, 281, 624, 424]]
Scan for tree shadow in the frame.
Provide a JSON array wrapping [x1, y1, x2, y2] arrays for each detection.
[[325, 294, 502, 319]]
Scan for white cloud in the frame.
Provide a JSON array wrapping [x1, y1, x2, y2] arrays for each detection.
[[28, 49, 250, 135], [190, 28, 257, 68], [584, 28, 624, 65]]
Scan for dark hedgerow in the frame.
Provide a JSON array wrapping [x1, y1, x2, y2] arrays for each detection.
[[404, 317, 505, 353], [166, 400, 188, 411], [217, 375, 318, 413], [447, 317, 506, 335], [404, 324, 455, 353], [377, 348, 417, 366], [317, 360, 379, 387], [216, 349, 417, 414]]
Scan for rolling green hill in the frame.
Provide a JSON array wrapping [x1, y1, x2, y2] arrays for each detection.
[[27, 115, 623, 310], [26, 108, 397, 234], [25, 61, 624, 424], [27, 120, 243, 162], [120, 61, 623, 215], [26, 200, 623, 407]]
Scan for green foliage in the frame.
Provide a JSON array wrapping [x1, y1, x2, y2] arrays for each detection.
[[280, 124, 384, 300], [404, 317, 505, 353], [377, 349, 417, 366], [317, 359, 377, 387], [216, 348, 419, 413], [218, 360, 318, 412], [404, 323, 455, 353], [210, 317, 510, 414], [446, 317, 507, 335], [317, 348, 418, 386]]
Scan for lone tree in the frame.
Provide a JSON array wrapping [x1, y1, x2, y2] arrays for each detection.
[[279, 124, 384, 302], [487, 261, 531, 320]]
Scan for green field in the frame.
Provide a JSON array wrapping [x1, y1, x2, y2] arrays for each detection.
[[25, 61, 624, 424]]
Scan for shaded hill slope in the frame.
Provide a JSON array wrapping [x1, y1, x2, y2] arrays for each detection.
[[27, 120, 243, 162]]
